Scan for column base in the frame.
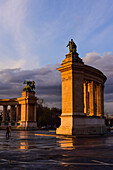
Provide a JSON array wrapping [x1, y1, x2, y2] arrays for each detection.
[[17, 121, 37, 130], [56, 115, 107, 136], [56, 126, 73, 135]]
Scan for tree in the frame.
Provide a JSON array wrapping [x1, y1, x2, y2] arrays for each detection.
[[36, 99, 61, 129]]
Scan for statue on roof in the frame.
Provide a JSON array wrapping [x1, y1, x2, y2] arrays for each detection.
[[23, 80, 35, 92], [66, 39, 77, 54], [66, 39, 84, 64]]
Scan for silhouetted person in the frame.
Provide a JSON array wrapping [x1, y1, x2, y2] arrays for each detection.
[[9, 126, 11, 137], [6, 126, 9, 139]]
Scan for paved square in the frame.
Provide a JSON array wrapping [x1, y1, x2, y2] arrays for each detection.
[[0, 130, 113, 169]]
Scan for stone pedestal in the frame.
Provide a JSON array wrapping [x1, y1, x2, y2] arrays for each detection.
[[72, 116, 107, 135], [17, 91, 37, 129], [56, 115, 107, 136], [56, 52, 85, 135], [56, 114, 73, 135]]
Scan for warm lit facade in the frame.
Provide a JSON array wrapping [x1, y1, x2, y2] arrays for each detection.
[[0, 91, 37, 129], [56, 42, 107, 135]]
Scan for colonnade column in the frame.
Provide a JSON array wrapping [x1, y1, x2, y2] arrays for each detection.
[[97, 84, 102, 116], [10, 105, 15, 122], [89, 81, 96, 116], [84, 82, 88, 115], [84, 81, 103, 117], [101, 85, 104, 116], [2, 105, 7, 122], [16, 104, 21, 121]]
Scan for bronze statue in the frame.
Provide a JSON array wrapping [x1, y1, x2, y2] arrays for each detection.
[[66, 39, 77, 54], [23, 80, 35, 92], [66, 39, 84, 64]]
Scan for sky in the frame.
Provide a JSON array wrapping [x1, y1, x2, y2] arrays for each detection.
[[0, 0, 113, 114]]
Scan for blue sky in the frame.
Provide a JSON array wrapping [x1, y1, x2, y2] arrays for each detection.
[[0, 0, 113, 114], [0, 0, 113, 69]]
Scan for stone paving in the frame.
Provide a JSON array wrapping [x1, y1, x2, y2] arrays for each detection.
[[0, 130, 113, 169]]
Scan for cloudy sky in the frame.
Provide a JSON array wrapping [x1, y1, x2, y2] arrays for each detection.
[[0, 0, 113, 114]]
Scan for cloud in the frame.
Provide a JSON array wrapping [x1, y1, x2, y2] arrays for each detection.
[[0, 0, 40, 70], [0, 58, 25, 70], [0, 64, 61, 108], [83, 52, 113, 80], [83, 52, 113, 73], [105, 102, 113, 114]]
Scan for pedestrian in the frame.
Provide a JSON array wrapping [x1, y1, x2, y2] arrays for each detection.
[[6, 126, 9, 139], [9, 126, 11, 137]]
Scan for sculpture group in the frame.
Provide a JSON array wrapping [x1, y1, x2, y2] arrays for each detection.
[[23, 80, 35, 92]]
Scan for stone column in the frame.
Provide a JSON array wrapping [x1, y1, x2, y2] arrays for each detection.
[[84, 82, 86, 114], [10, 105, 15, 122], [101, 85, 104, 116], [84, 81, 88, 115], [89, 81, 96, 116], [16, 104, 21, 121], [2, 105, 7, 122], [97, 84, 102, 116], [95, 84, 97, 116]]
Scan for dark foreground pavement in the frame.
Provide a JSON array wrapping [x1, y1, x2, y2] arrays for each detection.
[[0, 130, 113, 170]]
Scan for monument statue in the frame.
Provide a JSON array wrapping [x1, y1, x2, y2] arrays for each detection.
[[66, 39, 77, 54], [23, 80, 35, 92], [66, 39, 83, 63]]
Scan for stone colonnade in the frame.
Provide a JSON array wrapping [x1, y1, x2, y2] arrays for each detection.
[[0, 91, 37, 129], [84, 81, 104, 117], [2, 104, 21, 123]]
